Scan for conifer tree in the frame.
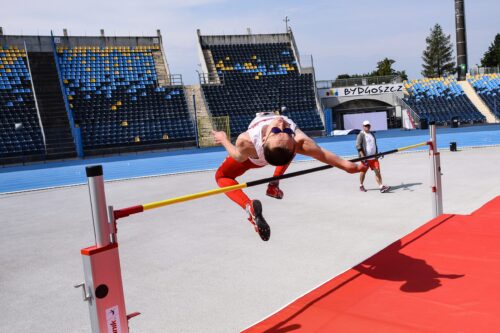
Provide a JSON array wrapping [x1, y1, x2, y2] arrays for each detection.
[[480, 33, 500, 68], [421, 24, 456, 77]]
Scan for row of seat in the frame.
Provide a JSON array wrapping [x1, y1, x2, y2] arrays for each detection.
[[0, 46, 45, 157], [403, 77, 485, 125], [201, 42, 322, 134], [468, 74, 500, 117], [57, 46, 195, 148]]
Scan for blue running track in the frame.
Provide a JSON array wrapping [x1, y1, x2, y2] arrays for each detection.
[[1, 125, 499, 194]]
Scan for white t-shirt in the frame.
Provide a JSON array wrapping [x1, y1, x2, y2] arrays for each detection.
[[364, 132, 377, 158], [246, 113, 298, 166]]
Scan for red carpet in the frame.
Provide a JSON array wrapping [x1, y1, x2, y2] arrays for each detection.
[[243, 196, 500, 333]]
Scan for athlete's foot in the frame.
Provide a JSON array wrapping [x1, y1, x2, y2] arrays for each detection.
[[266, 183, 284, 199], [247, 200, 270, 241]]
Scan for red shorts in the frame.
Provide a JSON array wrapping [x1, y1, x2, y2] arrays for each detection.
[[366, 159, 380, 170]]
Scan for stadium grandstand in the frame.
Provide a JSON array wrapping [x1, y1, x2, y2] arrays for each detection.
[[197, 30, 323, 140], [403, 77, 486, 126], [1, 28, 499, 166], [0, 46, 45, 158]]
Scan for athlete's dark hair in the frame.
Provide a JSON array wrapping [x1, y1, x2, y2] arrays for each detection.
[[263, 143, 296, 166]]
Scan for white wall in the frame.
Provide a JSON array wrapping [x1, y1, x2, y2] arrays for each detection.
[[343, 112, 387, 131]]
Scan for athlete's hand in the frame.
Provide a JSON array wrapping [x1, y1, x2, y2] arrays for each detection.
[[211, 130, 228, 145]]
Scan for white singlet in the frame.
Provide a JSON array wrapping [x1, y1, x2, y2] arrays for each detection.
[[246, 113, 298, 166]]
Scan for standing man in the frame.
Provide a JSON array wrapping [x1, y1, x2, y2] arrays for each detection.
[[212, 112, 368, 241], [356, 120, 391, 193]]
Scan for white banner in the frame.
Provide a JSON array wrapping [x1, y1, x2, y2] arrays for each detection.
[[402, 109, 416, 130], [327, 84, 403, 97], [343, 112, 388, 131]]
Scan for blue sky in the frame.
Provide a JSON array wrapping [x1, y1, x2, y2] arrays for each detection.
[[2, 0, 499, 84]]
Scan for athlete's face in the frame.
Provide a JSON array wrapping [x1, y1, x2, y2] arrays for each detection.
[[262, 117, 296, 152]]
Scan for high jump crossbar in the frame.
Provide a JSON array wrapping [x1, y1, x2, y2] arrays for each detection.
[[113, 141, 429, 220]]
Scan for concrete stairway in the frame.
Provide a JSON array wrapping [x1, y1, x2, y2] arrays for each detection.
[[458, 80, 497, 123], [29, 52, 76, 159], [184, 85, 218, 146], [153, 50, 170, 86], [202, 49, 220, 83]]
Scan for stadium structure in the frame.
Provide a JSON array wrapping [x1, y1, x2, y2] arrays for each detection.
[[0, 27, 498, 166]]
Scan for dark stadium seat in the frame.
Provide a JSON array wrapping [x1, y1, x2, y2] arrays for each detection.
[[201, 42, 323, 135], [468, 74, 500, 118], [56, 45, 195, 150], [0, 46, 45, 157], [403, 78, 485, 125]]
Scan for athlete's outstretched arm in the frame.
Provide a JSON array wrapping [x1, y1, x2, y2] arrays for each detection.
[[212, 130, 252, 163], [294, 130, 366, 173]]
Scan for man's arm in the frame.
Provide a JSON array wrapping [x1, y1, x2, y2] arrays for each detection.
[[356, 133, 365, 157], [295, 129, 366, 174], [212, 130, 252, 162]]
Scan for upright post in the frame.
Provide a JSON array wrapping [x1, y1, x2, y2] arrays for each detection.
[[429, 123, 443, 217], [76, 165, 129, 333]]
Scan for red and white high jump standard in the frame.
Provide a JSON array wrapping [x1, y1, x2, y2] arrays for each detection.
[[75, 125, 444, 332]]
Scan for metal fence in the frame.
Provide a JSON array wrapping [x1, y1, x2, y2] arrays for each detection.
[[316, 75, 402, 89], [469, 66, 500, 76]]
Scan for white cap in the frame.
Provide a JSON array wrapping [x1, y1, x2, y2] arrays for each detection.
[[363, 120, 371, 126]]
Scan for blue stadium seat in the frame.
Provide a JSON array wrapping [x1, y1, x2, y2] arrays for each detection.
[[57, 45, 195, 149], [0, 46, 45, 157], [404, 77, 486, 125], [201, 42, 323, 135]]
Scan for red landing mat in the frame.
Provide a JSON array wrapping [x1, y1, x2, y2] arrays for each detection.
[[243, 196, 500, 333]]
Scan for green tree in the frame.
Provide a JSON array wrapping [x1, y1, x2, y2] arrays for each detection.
[[480, 33, 500, 68], [375, 58, 396, 76], [421, 24, 456, 78], [374, 58, 408, 80], [335, 58, 407, 81]]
